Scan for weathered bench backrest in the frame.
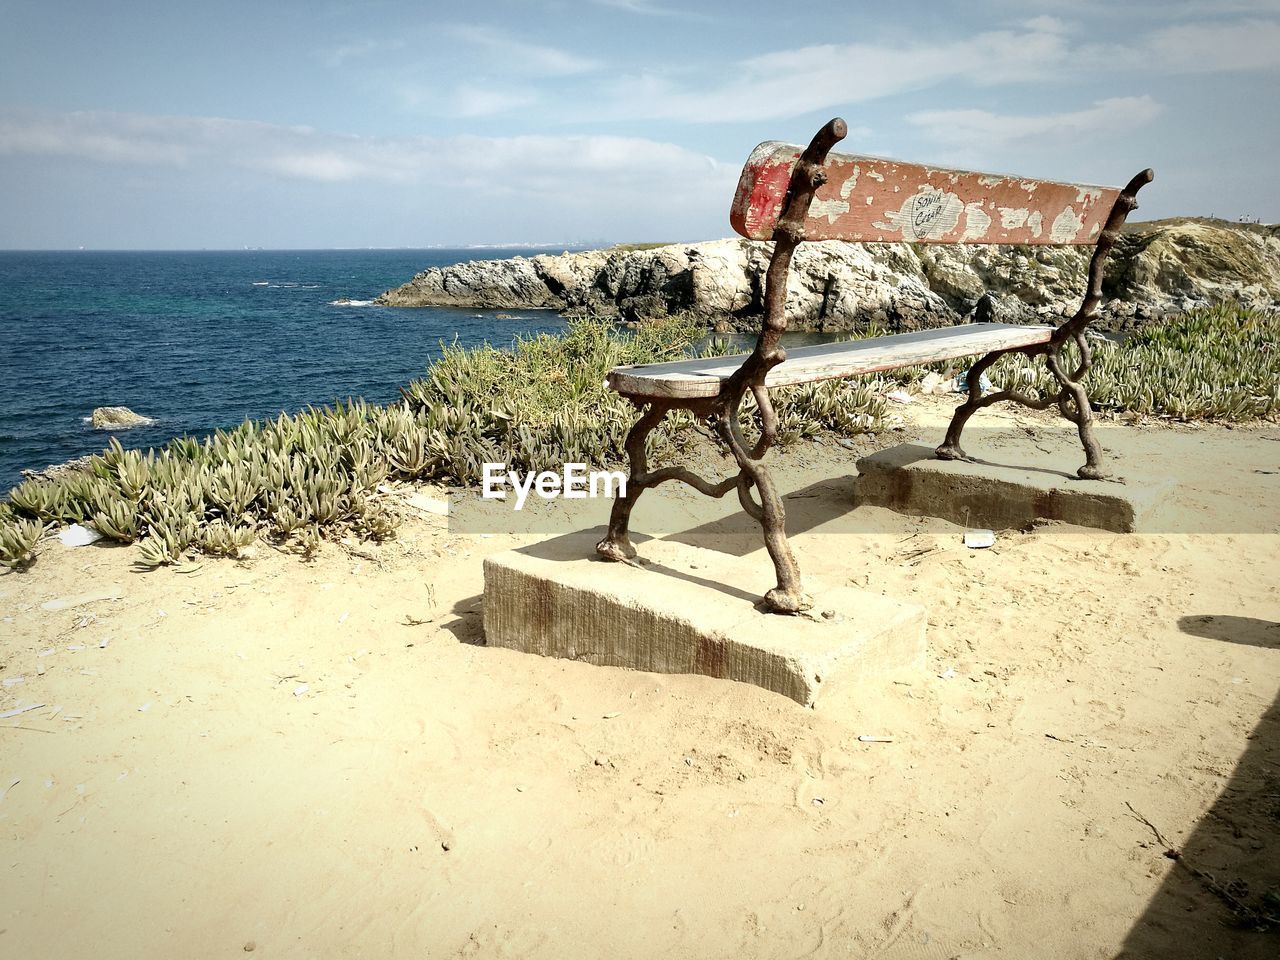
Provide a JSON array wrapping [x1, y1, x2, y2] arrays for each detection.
[[730, 141, 1121, 246]]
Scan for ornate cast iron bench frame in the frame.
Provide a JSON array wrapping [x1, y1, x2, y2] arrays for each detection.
[[597, 117, 1152, 614]]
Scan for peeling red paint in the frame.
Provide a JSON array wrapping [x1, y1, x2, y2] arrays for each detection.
[[730, 142, 1120, 246]]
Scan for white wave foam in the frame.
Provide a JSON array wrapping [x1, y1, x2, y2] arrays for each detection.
[[330, 298, 374, 307], [251, 281, 269, 286]]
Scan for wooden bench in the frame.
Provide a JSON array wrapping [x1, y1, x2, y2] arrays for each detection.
[[597, 118, 1152, 614]]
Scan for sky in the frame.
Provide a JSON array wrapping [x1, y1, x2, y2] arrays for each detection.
[[0, 0, 1277, 249]]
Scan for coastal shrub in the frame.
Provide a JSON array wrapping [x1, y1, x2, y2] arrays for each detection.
[[0, 303, 1274, 569], [398, 314, 887, 479], [985, 303, 1280, 420], [876, 303, 1279, 421], [0, 515, 47, 568]]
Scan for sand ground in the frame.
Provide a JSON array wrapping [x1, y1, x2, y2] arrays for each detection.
[[1, 398, 1277, 959]]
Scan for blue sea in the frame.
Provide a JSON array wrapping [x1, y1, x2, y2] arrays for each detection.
[[0, 249, 569, 488]]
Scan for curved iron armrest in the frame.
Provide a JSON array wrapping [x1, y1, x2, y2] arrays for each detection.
[[723, 117, 849, 419], [1055, 168, 1155, 348]]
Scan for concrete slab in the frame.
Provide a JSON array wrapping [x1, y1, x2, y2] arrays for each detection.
[[483, 532, 926, 707], [854, 443, 1176, 533]]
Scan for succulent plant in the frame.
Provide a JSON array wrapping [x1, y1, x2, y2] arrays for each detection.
[[0, 518, 47, 568], [92, 497, 140, 543], [136, 535, 176, 568], [200, 519, 257, 557], [296, 524, 322, 559]]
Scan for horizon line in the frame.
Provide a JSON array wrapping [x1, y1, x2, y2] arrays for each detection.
[[0, 242, 623, 254]]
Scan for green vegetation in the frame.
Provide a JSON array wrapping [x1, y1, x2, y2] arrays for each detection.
[[397, 314, 886, 483], [607, 242, 676, 252], [987, 303, 1280, 420], [1, 304, 1276, 568]]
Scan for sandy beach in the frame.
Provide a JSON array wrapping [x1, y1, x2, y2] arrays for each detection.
[[2, 398, 1277, 959]]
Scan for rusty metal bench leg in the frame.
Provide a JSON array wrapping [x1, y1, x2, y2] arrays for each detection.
[[934, 348, 1010, 462], [596, 388, 810, 612], [1047, 332, 1105, 479], [713, 404, 810, 614], [596, 402, 670, 562], [934, 340, 1102, 479]]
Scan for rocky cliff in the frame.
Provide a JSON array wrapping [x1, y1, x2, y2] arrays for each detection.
[[376, 220, 1280, 332]]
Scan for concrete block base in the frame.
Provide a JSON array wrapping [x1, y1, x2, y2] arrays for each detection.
[[854, 443, 1175, 533], [483, 533, 926, 706]]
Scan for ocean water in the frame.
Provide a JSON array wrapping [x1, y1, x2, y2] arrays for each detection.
[[0, 249, 567, 488]]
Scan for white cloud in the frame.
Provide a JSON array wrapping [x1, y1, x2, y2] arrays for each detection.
[[1161, 1, 1280, 14], [590, 15, 1279, 125], [319, 38, 405, 68], [1021, 15, 1069, 33], [907, 96, 1164, 150], [602, 24, 1078, 123], [1143, 18, 1280, 72], [450, 86, 539, 118], [589, 0, 693, 16], [0, 109, 737, 201], [448, 25, 601, 76], [0, 110, 200, 166]]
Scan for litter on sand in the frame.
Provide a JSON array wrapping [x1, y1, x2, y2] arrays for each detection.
[[964, 529, 996, 549], [403, 493, 450, 517], [886, 389, 915, 405], [57, 523, 103, 547], [918, 371, 954, 396], [857, 735, 894, 743], [0, 703, 46, 720], [41, 588, 124, 611], [954, 371, 995, 395]]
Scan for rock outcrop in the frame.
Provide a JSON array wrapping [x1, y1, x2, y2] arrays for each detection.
[[90, 406, 155, 429], [377, 220, 1280, 332]]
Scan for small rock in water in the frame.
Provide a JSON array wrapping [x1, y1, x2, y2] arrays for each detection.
[[90, 406, 155, 429]]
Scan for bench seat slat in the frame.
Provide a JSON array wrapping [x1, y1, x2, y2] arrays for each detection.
[[731, 141, 1120, 246], [606, 323, 1054, 399]]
